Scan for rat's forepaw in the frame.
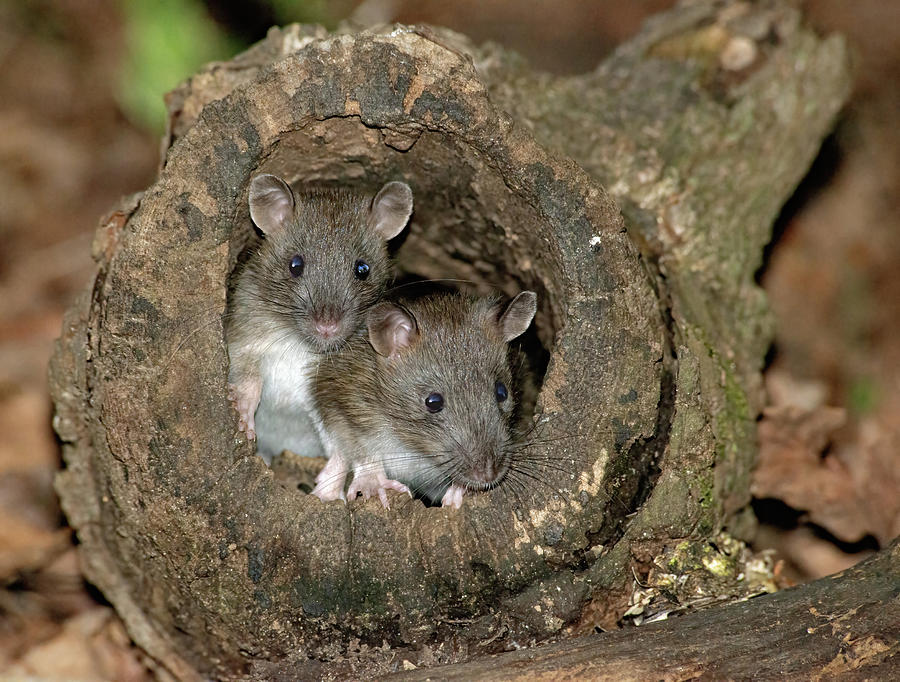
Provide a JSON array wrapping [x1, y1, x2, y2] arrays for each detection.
[[311, 455, 348, 502], [237, 412, 256, 440], [228, 381, 260, 439], [348, 470, 411, 509], [441, 484, 465, 509]]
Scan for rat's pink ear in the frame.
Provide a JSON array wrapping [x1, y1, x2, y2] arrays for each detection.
[[248, 174, 294, 235], [495, 291, 537, 343], [368, 302, 418, 359], [369, 181, 413, 240]]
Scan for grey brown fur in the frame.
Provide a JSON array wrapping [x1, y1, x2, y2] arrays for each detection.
[[226, 174, 412, 462], [311, 291, 537, 507]]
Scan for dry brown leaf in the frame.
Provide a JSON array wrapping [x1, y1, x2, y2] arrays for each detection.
[[3, 607, 152, 681], [754, 525, 874, 581], [754, 405, 900, 544], [0, 520, 70, 582]]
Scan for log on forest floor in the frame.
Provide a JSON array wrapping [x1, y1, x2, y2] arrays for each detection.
[[48, 1, 855, 679], [390, 539, 900, 680]]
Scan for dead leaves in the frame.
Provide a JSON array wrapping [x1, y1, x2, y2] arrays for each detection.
[[754, 398, 900, 552]]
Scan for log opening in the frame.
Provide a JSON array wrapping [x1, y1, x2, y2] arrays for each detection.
[[237, 117, 563, 383], [53, 28, 660, 678]]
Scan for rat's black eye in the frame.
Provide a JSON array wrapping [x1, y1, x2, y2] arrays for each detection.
[[289, 254, 304, 278], [495, 381, 508, 403], [354, 260, 370, 280], [425, 392, 444, 413]]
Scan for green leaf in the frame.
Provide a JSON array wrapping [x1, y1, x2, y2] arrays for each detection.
[[118, 0, 241, 134]]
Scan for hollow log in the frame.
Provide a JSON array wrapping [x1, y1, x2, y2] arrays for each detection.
[[49, 1, 851, 679]]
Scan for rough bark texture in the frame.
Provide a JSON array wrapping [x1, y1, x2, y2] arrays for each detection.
[[390, 538, 900, 680], [49, 2, 851, 679]]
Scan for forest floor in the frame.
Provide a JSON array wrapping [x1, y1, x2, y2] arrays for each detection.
[[1, 1, 897, 678]]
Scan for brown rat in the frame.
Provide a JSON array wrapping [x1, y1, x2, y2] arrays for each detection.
[[226, 173, 413, 463], [310, 290, 537, 508]]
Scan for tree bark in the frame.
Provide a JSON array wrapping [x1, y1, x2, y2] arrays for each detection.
[[390, 539, 900, 680], [49, 1, 851, 679]]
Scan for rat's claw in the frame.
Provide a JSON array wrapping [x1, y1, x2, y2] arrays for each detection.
[[312, 481, 345, 502], [377, 489, 390, 508], [228, 379, 261, 441], [382, 479, 411, 495], [441, 484, 465, 509], [238, 414, 256, 440], [348, 468, 411, 509], [312, 455, 348, 502], [376, 480, 411, 509]]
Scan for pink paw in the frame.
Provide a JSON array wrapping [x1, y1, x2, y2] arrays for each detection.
[[311, 455, 348, 502], [348, 469, 411, 509], [441, 484, 465, 509], [228, 381, 260, 440]]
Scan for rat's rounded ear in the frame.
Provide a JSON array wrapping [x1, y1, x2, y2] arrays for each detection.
[[368, 302, 418, 359], [495, 291, 537, 343], [369, 181, 413, 240], [248, 174, 295, 235]]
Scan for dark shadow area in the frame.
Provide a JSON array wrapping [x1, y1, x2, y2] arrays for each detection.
[[755, 129, 844, 284]]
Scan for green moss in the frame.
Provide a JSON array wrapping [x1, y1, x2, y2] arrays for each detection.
[[698, 335, 754, 517], [700, 553, 729, 576], [698, 469, 715, 509], [720, 361, 751, 426], [661, 535, 739, 580], [667, 541, 692, 572]]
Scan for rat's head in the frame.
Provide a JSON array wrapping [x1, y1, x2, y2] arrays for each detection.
[[247, 173, 413, 352], [368, 292, 537, 500]]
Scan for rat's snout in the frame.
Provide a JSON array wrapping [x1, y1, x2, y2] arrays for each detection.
[[313, 318, 342, 339], [310, 306, 346, 340], [453, 424, 511, 491], [465, 453, 508, 490], [469, 460, 499, 485]]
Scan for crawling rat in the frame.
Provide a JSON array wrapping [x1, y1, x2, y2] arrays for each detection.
[[226, 173, 413, 463], [311, 290, 537, 508]]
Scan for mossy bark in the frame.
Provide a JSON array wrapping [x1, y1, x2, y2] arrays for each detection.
[[391, 539, 900, 680], [49, 2, 850, 679]]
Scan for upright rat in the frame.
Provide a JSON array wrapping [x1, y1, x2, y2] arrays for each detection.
[[311, 291, 537, 508], [226, 173, 413, 463]]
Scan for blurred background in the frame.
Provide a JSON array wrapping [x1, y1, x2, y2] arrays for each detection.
[[1, 1, 897, 678]]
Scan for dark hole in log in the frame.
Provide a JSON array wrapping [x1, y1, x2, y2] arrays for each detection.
[[244, 120, 563, 345], [227, 117, 563, 507]]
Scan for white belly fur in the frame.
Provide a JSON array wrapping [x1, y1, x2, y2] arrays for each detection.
[[254, 338, 325, 461]]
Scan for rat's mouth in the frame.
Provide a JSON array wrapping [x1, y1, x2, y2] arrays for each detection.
[[311, 334, 347, 352], [305, 307, 355, 349], [455, 462, 509, 492], [302, 318, 353, 352]]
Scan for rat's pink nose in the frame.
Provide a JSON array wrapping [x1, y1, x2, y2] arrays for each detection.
[[469, 461, 498, 485], [314, 319, 341, 338]]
